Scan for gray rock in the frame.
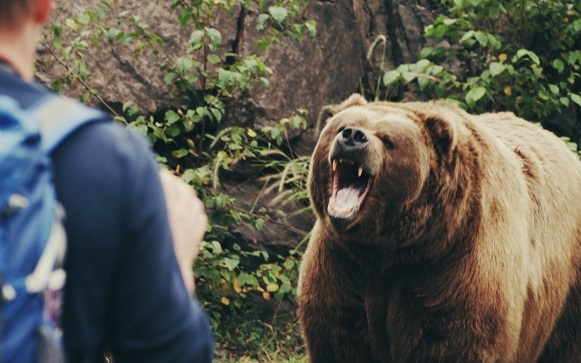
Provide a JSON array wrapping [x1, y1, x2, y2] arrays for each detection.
[[38, 0, 433, 251]]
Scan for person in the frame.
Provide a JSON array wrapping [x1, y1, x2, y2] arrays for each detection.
[[0, 0, 214, 361]]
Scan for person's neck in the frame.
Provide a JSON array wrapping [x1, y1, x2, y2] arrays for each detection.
[[0, 22, 40, 80]]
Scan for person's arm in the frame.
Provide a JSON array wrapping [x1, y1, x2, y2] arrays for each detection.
[[159, 169, 207, 293], [55, 121, 213, 362]]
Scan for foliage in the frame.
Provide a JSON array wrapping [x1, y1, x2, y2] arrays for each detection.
[[379, 0, 581, 124], [39, 0, 315, 358]]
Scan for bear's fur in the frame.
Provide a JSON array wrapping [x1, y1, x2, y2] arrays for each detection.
[[298, 94, 581, 362]]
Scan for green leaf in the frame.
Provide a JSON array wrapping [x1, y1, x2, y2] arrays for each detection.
[[210, 241, 223, 253], [207, 53, 221, 64], [571, 94, 581, 107], [572, 18, 581, 33], [487, 34, 501, 50], [165, 110, 180, 124], [210, 108, 222, 122], [474, 32, 488, 46], [52, 36, 62, 49], [268, 6, 288, 24], [552, 59, 565, 74], [95, 4, 107, 19], [402, 72, 417, 83], [428, 65, 444, 75], [538, 91, 549, 101], [256, 14, 269, 31], [52, 23, 62, 37], [383, 70, 401, 85], [178, 8, 191, 28], [77, 12, 91, 25], [549, 84, 559, 95], [222, 257, 240, 271], [415, 59, 431, 72], [163, 72, 177, 85], [283, 259, 295, 270], [305, 20, 317, 37], [279, 283, 292, 294], [189, 29, 204, 51], [172, 148, 189, 158], [470, 86, 487, 102], [101, 1, 114, 10], [167, 125, 180, 137], [107, 28, 121, 42], [418, 47, 434, 59], [560, 97, 570, 107], [65, 18, 79, 31], [418, 77, 430, 91], [80, 92, 90, 103], [489, 62, 506, 76], [205, 27, 222, 47], [515, 49, 540, 65], [126, 123, 148, 136], [459, 30, 475, 44], [182, 169, 196, 183]]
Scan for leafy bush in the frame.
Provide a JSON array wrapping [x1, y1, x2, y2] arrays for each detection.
[[379, 0, 581, 124]]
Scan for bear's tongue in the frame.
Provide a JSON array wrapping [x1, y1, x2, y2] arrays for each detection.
[[327, 159, 372, 230], [333, 187, 361, 211], [328, 186, 363, 230]]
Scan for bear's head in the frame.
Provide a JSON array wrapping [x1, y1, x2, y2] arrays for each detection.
[[309, 94, 460, 239]]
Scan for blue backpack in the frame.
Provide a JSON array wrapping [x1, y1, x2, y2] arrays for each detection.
[[0, 95, 104, 362]]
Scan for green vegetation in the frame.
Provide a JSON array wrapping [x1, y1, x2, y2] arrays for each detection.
[[39, 0, 581, 360], [379, 0, 581, 127]]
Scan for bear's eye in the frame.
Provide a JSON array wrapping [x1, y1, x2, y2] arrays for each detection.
[[380, 136, 395, 150]]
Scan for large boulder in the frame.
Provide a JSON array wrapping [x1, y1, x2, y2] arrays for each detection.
[[38, 0, 434, 251]]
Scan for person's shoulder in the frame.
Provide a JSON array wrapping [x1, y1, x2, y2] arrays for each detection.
[[79, 120, 151, 158], [57, 117, 154, 170], [0, 68, 54, 108], [50, 99, 156, 193], [51, 113, 158, 219]]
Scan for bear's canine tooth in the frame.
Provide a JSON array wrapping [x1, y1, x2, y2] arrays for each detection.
[[358, 166, 363, 177], [332, 160, 338, 172]]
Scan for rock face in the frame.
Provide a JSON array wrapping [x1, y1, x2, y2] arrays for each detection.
[[38, 0, 435, 251], [41, 0, 433, 125]]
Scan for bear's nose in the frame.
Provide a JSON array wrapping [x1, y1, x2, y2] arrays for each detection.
[[337, 127, 369, 151]]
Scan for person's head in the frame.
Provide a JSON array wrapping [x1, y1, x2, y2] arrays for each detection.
[[0, 0, 39, 29], [0, 0, 52, 79]]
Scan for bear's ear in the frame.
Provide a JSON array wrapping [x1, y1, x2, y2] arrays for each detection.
[[424, 115, 457, 157], [329, 93, 367, 114], [315, 94, 367, 134]]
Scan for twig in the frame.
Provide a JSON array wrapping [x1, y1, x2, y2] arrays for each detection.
[[42, 43, 119, 117]]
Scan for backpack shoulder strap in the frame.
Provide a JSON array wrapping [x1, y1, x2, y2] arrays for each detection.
[[31, 96, 108, 153]]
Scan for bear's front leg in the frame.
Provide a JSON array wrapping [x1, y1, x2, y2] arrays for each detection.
[[298, 226, 381, 363], [384, 273, 515, 363]]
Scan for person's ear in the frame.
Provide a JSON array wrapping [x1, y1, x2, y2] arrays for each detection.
[[33, 0, 52, 24]]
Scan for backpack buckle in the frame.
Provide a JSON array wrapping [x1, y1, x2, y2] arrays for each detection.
[[0, 194, 30, 220]]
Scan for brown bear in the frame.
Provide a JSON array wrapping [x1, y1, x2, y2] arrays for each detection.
[[297, 94, 581, 362]]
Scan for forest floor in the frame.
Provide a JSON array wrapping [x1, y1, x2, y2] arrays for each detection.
[[213, 310, 307, 363]]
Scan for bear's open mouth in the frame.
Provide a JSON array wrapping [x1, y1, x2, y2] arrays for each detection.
[[328, 158, 373, 230]]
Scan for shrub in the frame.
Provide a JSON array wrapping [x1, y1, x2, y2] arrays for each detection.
[[379, 0, 581, 124]]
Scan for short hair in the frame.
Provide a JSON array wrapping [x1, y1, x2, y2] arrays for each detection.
[[0, 0, 36, 28]]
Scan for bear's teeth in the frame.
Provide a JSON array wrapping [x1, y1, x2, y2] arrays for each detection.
[[333, 159, 338, 172], [358, 166, 363, 177]]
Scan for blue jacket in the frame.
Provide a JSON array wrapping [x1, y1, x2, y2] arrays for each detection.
[[0, 66, 213, 362]]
